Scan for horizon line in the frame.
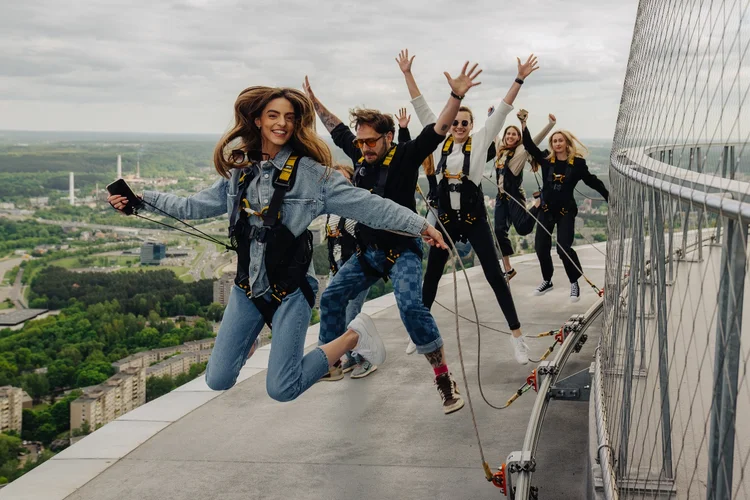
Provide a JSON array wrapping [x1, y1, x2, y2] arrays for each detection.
[[0, 129, 617, 142]]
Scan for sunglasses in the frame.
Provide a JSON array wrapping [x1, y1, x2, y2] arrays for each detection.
[[453, 120, 470, 127], [229, 149, 267, 165], [352, 134, 385, 149]]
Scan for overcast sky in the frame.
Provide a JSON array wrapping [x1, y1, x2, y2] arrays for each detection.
[[0, 0, 638, 139]]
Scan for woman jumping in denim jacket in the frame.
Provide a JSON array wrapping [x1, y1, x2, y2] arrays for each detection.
[[107, 86, 447, 403]]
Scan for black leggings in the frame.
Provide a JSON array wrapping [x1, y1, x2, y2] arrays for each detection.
[[422, 217, 521, 331], [535, 210, 582, 283], [494, 191, 537, 257]]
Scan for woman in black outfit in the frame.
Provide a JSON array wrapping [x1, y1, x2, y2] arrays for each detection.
[[521, 114, 609, 302]]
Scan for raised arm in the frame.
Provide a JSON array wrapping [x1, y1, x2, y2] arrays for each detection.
[[533, 113, 556, 145], [303, 76, 360, 162], [521, 119, 547, 163], [472, 54, 539, 147], [303, 76, 342, 133], [396, 49, 422, 100], [396, 49, 438, 128], [508, 113, 556, 176], [396, 107, 412, 143], [436, 61, 483, 135]]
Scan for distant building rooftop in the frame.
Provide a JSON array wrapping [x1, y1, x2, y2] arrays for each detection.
[[0, 309, 50, 327]]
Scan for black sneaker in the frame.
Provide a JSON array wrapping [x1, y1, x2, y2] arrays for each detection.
[[570, 281, 581, 303], [435, 373, 465, 415], [534, 280, 554, 296], [505, 268, 517, 282]]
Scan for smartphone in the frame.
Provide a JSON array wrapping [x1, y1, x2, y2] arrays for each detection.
[[106, 179, 142, 215]]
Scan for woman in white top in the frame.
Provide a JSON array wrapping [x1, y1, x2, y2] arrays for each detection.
[[396, 49, 538, 365]]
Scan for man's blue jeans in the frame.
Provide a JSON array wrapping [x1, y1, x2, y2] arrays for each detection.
[[319, 246, 444, 355]]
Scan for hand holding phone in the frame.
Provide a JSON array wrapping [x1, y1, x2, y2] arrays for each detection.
[[106, 179, 143, 215]]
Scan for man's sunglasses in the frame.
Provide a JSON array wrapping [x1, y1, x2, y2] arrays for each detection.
[[352, 134, 385, 149], [453, 120, 470, 127], [229, 149, 268, 164]]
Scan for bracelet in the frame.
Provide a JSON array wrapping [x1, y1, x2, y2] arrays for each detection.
[[515, 77, 524, 85], [450, 91, 464, 101]]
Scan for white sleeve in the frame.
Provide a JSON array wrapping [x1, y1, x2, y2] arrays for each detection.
[[410, 94, 438, 128], [468, 101, 513, 185]]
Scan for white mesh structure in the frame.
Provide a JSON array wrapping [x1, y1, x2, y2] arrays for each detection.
[[598, 1, 750, 498]]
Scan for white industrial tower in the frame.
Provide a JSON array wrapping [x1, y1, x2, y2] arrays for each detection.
[[69, 172, 75, 205], [117, 155, 122, 179]]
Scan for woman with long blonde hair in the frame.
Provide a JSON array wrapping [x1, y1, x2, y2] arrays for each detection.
[[108, 86, 447, 402], [520, 116, 609, 302]]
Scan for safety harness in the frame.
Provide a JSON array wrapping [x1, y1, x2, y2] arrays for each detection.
[[229, 154, 315, 327], [353, 146, 396, 196], [540, 155, 575, 216], [351, 145, 421, 280], [326, 215, 356, 275], [433, 136, 485, 242]]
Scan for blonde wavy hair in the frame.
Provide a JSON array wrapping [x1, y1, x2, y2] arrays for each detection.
[[213, 86, 332, 177], [547, 130, 588, 161]]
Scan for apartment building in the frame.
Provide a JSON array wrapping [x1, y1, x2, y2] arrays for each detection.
[[0, 386, 23, 433], [69, 367, 146, 431]]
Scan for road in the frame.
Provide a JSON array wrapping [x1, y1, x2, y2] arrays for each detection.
[[11, 267, 26, 308], [0, 257, 23, 307]]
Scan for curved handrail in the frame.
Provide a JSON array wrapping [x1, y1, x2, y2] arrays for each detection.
[[513, 299, 604, 499], [611, 148, 749, 219]]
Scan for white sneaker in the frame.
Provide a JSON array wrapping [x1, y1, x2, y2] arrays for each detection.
[[405, 339, 417, 355], [349, 313, 386, 366], [509, 335, 529, 365]]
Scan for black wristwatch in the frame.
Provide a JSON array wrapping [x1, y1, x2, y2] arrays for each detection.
[[515, 77, 524, 85], [450, 91, 464, 101]]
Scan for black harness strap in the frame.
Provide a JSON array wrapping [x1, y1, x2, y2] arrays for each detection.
[[436, 136, 472, 178], [230, 154, 315, 327]]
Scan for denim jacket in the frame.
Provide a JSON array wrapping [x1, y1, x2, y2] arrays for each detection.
[[142, 144, 428, 296]]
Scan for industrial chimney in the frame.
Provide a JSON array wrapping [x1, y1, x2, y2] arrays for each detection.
[[117, 155, 122, 180], [69, 172, 75, 206]]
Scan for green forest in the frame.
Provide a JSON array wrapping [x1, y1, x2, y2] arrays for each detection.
[[0, 141, 216, 200], [1, 266, 220, 432]]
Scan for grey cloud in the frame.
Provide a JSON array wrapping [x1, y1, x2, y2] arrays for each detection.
[[0, 0, 639, 138]]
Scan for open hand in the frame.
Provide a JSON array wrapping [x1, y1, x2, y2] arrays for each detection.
[[421, 224, 448, 250], [302, 76, 316, 101], [444, 61, 483, 97], [516, 54, 539, 80], [395, 107, 411, 128], [395, 49, 415, 74]]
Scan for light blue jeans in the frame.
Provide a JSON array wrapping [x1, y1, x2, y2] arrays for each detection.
[[205, 277, 329, 402]]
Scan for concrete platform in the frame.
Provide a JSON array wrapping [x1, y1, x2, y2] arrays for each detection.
[[2, 244, 606, 500]]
